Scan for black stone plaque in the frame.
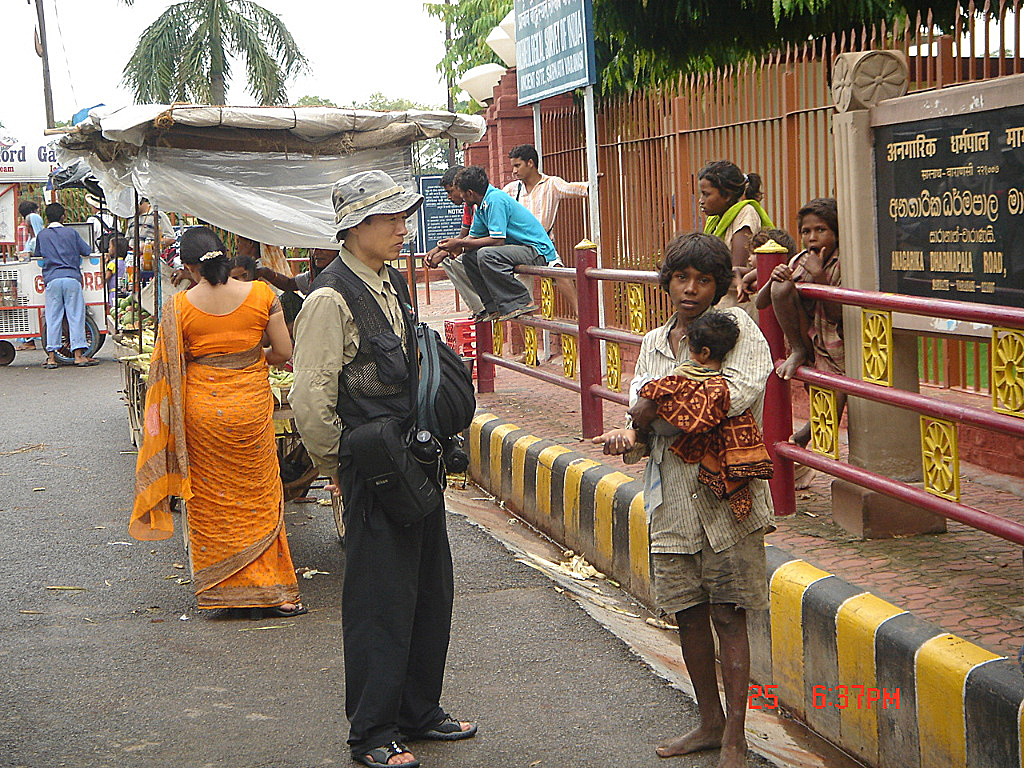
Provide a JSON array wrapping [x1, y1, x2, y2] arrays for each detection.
[[875, 105, 1024, 307]]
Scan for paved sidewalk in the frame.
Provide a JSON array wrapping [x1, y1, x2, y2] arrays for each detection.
[[418, 278, 1024, 661]]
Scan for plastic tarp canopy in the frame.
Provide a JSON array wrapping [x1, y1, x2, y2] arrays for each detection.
[[56, 104, 486, 249]]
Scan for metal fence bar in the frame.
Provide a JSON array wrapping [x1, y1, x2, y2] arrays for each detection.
[[775, 442, 1024, 545], [790, 365, 1024, 440], [796, 283, 1024, 328]]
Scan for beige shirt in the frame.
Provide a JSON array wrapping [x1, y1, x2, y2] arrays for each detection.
[[628, 307, 775, 554], [288, 247, 408, 477], [501, 174, 589, 233], [723, 204, 763, 256]]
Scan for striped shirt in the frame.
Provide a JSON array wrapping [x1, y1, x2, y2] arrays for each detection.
[[628, 307, 775, 554], [502, 174, 589, 233]]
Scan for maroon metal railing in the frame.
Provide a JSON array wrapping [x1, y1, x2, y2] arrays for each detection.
[[472, 242, 1024, 545], [754, 248, 1024, 543], [475, 244, 646, 435]]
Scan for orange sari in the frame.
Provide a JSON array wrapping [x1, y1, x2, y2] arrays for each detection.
[[130, 282, 299, 609]]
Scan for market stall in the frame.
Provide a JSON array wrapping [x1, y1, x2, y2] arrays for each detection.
[[0, 137, 107, 365], [58, 104, 486, 539]]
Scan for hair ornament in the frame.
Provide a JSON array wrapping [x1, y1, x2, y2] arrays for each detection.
[[199, 250, 223, 261], [743, 173, 749, 184]]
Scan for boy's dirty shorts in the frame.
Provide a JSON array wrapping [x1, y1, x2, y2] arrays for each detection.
[[652, 529, 769, 615]]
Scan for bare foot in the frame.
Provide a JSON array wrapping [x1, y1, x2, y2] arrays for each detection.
[[775, 348, 809, 380], [716, 742, 748, 768], [655, 723, 724, 757], [791, 423, 811, 448]]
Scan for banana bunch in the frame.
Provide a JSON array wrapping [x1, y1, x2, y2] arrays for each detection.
[[268, 367, 294, 405]]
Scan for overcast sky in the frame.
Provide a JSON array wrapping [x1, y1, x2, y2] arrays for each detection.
[[2, 0, 450, 141]]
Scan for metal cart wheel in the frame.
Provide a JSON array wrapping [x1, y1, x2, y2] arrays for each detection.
[[42, 313, 103, 364], [332, 493, 345, 541], [0, 340, 14, 366]]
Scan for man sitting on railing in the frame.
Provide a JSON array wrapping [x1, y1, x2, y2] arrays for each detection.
[[502, 144, 589, 313], [438, 166, 557, 322], [423, 165, 488, 320]]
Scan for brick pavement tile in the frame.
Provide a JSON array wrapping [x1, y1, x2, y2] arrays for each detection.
[[419, 283, 1024, 658]]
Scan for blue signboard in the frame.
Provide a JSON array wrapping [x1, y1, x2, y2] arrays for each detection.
[[514, 0, 596, 105], [416, 175, 464, 253]]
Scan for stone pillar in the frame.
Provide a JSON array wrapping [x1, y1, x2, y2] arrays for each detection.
[[829, 51, 945, 538]]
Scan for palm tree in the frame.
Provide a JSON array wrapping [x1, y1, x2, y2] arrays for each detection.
[[121, 0, 308, 106]]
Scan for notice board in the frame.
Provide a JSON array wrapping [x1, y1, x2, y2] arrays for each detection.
[[416, 175, 464, 253], [875, 105, 1024, 307]]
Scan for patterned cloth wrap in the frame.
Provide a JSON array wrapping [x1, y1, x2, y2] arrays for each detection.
[[638, 360, 773, 521]]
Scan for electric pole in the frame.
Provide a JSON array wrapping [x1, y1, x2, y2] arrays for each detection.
[[33, 0, 56, 129], [445, 0, 456, 166]]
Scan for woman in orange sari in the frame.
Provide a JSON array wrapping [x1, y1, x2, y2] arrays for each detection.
[[130, 226, 305, 616]]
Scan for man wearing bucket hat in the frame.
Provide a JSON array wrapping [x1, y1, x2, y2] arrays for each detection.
[[290, 170, 476, 768]]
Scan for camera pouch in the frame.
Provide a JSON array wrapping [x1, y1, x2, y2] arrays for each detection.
[[345, 418, 443, 526]]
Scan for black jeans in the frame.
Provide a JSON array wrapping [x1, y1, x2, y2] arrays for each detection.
[[463, 244, 544, 315], [342, 496, 455, 756]]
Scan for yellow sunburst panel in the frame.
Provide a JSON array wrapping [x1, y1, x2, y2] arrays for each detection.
[[809, 386, 839, 458], [991, 327, 1024, 418], [523, 325, 538, 366], [627, 284, 646, 336], [861, 308, 893, 387], [920, 416, 959, 501], [562, 334, 578, 379], [492, 320, 503, 358], [606, 342, 622, 392], [540, 278, 555, 320]]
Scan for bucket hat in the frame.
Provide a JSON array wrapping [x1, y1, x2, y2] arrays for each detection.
[[332, 170, 423, 234]]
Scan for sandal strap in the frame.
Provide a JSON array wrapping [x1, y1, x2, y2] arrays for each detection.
[[378, 741, 409, 758], [427, 716, 463, 734]]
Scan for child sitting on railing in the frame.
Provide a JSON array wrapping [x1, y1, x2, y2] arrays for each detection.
[[754, 197, 845, 486]]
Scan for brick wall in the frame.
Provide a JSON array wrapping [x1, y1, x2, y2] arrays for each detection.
[[461, 68, 572, 185]]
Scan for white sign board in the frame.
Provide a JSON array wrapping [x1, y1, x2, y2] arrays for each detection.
[[0, 138, 59, 183], [0, 185, 16, 245]]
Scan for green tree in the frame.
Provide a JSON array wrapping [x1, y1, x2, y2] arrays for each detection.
[[294, 94, 338, 107], [428, 0, 962, 95], [348, 93, 453, 176], [424, 0, 510, 101], [121, 0, 308, 106]]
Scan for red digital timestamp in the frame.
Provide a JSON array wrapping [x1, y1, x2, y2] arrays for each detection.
[[748, 684, 900, 710]]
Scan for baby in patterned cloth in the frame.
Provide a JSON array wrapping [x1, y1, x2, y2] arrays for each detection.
[[637, 310, 773, 520]]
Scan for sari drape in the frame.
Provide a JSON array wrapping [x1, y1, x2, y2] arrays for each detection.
[[130, 288, 299, 608]]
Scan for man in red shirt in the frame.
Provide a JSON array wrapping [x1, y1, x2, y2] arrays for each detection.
[[424, 165, 487, 319]]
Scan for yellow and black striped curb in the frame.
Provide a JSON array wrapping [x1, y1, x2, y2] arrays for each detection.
[[468, 413, 1024, 768]]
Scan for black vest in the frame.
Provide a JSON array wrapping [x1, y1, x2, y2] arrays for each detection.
[[308, 255, 417, 429]]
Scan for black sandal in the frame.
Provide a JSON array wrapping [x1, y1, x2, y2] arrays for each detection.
[[353, 741, 419, 768], [404, 715, 478, 742], [249, 603, 308, 619]]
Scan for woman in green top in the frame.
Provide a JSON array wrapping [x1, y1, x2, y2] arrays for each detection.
[[698, 160, 773, 307]]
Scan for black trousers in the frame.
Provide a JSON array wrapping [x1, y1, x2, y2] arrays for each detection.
[[342, 497, 455, 756]]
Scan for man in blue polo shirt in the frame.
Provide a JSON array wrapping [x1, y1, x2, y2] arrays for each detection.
[[439, 166, 555, 321], [34, 202, 97, 368]]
